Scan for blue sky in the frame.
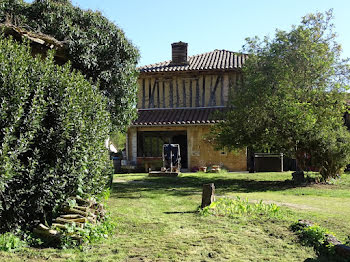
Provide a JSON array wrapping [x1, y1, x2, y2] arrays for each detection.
[[25, 0, 350, 66]]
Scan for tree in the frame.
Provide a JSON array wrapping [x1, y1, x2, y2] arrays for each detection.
[[211, 10, 350, 180], [0, 0, 139, 128]]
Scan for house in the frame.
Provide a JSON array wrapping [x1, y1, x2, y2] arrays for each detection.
[[126, 42, 248, 172]]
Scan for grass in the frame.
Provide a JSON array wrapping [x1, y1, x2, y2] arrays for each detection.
[[1, 171, 350, 261]]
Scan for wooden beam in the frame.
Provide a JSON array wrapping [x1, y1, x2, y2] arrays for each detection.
[[162, 81, 165, 108], [142, 78, 145, 108], [176, 78, 179, 108], [149, 79, 157, 108], [169, 80, 174, 108], [189, 79, 193, 107], [157, 81, 160, 108], [195, 78, 200, 107], [183, 79, 186, 107], [220, 74, 224, 106], [202, 76, 206, 106], [209, 75, 221, 106], [209, 76, 213, 106], [148, 79, 151, 108]]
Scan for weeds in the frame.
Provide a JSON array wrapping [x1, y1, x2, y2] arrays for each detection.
[[0, 232, 26, 252], [199, 196, 281, 219], [56, 215, 116, 249], [291, 222, 336, 256]]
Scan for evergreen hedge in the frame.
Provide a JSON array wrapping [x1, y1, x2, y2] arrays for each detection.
[[0, 37, 111, 232]]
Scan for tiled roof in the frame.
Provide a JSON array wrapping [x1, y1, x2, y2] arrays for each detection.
[[132, 107, 226, 126], [139, 50, 247, 73]]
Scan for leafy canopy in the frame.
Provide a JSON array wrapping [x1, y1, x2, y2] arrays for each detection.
[[0, 0, 140, 128], [211, 10, 350, 179]]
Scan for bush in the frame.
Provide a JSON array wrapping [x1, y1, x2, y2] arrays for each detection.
[[291, 222, 336, 256], [310, 127, 350, 181], [0, 37, 111, 232]]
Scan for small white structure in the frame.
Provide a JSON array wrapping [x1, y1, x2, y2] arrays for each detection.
[[105, 138, 118, 153]]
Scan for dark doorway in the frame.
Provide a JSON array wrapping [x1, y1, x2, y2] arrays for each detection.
[[137, 131, 188, 168], [172, 134, 188, 168]]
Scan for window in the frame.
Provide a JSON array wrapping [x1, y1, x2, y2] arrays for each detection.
[[142, 136, 163, 157], [137, 132, 169, 157]]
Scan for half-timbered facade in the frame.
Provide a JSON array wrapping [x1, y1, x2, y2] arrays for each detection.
[[126, 42, 248, 171]]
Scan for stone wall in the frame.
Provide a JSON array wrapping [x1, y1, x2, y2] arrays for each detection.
[[187, 125, 247, 171]]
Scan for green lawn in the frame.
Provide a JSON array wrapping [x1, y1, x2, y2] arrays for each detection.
[[1, 171, 350, 261]]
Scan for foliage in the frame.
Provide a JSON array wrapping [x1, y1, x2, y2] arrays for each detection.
[[310, 127, 350, 180], [0, 0, 139, 128], [291, 222, 335, 255], [56, 217, 116, 249], [346, 236, 350, 246], [200, 196, 281, 219], [20, 231, 43, 247], [109, 130, 126, 151], [0, 37, 111, 232], [211, 10, 350, 180], [97, 188, 111, 203], [0, 232, 26, 252]]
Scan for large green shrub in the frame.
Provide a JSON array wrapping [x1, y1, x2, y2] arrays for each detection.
[[0, 0, 139, 127], [0, 37, 111, 232]]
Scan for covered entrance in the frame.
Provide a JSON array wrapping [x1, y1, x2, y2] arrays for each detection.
[[137, 131, 188, 168]]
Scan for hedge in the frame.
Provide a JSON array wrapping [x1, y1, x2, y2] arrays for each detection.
[[0, 37, 111, 232]]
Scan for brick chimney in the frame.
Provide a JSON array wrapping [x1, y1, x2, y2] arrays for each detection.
[[171, 41, 188, 65]]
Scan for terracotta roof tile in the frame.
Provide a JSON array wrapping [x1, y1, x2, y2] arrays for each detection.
[[138, 50, 248, 73], [132, 107, 226, 126]]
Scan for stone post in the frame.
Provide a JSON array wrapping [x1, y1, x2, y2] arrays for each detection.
[[201, 183, 215, 208]]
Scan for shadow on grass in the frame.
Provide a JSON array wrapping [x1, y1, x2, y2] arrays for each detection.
[[163, 211, 197, 214], [304, 255, 348, 262], [111, 173, 308, 198]]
